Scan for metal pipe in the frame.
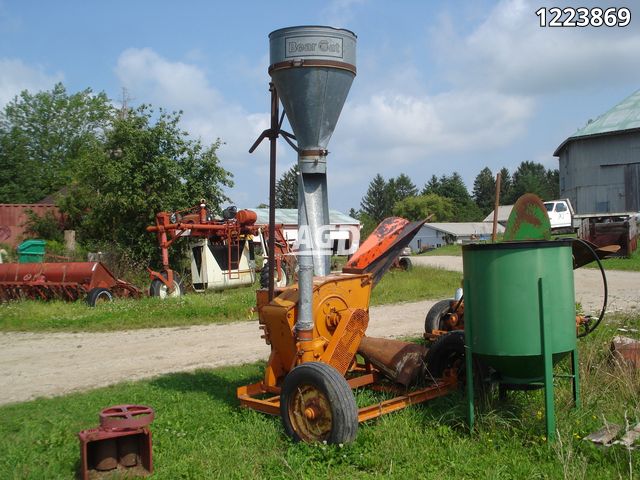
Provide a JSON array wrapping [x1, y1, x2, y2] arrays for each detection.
[[268, 83, 278, 301]]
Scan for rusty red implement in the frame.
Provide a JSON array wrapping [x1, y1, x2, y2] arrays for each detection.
[[0, 261, 140, 305]]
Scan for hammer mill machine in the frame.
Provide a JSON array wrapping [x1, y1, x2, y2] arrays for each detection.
[[239, 26, 457, 444]]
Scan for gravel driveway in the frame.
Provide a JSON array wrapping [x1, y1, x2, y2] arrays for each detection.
[[0, 256, 637, 405]]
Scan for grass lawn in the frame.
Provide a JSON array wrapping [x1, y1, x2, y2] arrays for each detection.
[[584, 248, 640, 272], [420, 244, 463, 256], [0, 315, 637, 479], [0, 266, 461, 333]]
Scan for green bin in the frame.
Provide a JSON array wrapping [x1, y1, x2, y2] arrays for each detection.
[[462, 239, 576, 382], [462, 239, 579, 441], [17, 239, 46, 263]]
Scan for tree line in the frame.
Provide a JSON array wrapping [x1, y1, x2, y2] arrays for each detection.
[[272, 160, 559, 239], [273, 158, 558, 228], [0, 83, 232, 265], [351, 163, 558, 237]]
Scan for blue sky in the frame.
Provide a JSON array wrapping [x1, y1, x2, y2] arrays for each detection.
[[1, 0, 639, 211]]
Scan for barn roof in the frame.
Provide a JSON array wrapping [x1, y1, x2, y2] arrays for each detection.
[[423, 222, 504, 236], [482, 205, 513, 223], [554, 89, 640, 156]]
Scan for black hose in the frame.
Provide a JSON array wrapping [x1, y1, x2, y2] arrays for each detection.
[[575, 238, 608, 338]]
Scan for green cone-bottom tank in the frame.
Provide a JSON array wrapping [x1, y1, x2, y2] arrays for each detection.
[[462, 239, 576, 383]]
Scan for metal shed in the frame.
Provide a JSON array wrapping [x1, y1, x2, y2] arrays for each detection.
[[554, 89, 640, 214], [408, 222, 505, 252], [482, 205, 514, 226]]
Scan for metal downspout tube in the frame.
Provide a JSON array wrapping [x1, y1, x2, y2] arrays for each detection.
[[296, 152, 330, 333]]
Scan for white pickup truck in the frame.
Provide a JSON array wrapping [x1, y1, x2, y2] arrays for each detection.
[[544, 199, 575, 232]]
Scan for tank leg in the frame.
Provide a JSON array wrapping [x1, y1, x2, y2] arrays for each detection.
[[571, 349, 580, 408], [539, 278, 556, 442], [464, 279, 475, 432]]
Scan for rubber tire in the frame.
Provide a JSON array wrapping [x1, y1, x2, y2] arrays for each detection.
[[259, 262, 287, 289], [424, 299, 454, 334], [398, 257, 412, 271], [425, 331, 465, 379], [149, 272, 183, 298], [86, 287, 113, 307], [425, 331, 491, 397], [280, 362, 358, 444]]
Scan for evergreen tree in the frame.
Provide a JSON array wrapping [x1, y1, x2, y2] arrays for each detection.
[[360, 174, 389, 223], [424, 172, 482, 221], [499, 167, 512, 204], [275, 164, 299, 208], [472, 167, 495, 216], [421, 175, 440, 195], [392, 173, 418, 201]]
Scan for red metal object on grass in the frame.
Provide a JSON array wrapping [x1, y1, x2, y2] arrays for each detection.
[[100, 404, 155, 430], [0, 261, 140, 305], [78, 405, 155, 480]]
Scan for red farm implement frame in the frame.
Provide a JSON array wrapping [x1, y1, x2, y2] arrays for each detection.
[[146, 201, 294, 296], [0, 261, 141, 306]]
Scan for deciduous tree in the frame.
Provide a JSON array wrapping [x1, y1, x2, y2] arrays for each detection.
[[60, 106, 232, 263], [393, 194, 454, 222], [0, 83, 113, 202]]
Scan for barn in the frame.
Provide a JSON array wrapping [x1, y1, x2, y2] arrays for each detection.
[[554, 89, 640, 214]]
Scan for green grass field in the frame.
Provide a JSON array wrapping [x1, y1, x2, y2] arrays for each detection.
[[584, 248, 640, 272], [0, 315, 637, 479], [0, 266, 461, 333]]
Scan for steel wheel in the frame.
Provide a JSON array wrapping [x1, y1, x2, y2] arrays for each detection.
[[280, 362, 357, 444], [150, 272, 183, 298]]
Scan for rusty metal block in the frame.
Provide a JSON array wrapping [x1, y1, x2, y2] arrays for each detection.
[[78, 405, 154, 480]]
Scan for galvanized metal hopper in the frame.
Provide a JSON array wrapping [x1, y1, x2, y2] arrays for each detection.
[[269, 25, 357, 331]]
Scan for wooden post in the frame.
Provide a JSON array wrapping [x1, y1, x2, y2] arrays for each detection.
[[491, 173, 502, 242]]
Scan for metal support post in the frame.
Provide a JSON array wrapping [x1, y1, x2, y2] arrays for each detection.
[[539, 277, 556, 442]]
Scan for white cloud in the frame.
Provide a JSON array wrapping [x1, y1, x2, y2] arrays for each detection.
[[341, 90, 532, 156], [115, 47, 295, 207], [0, 58, 62, 107], [433, 0, 640, 95]]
